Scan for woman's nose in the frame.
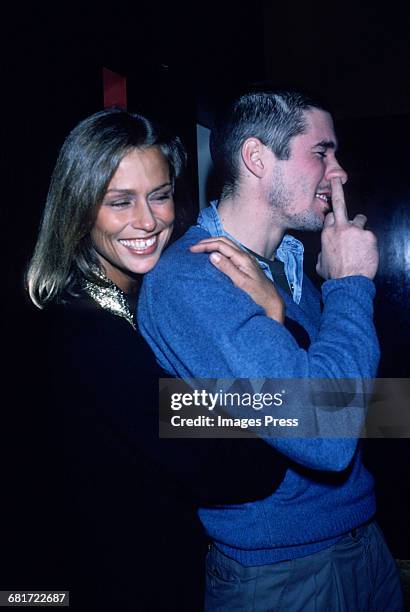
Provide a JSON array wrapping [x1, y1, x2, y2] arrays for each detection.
[[326, 157, 348, 185], [131, 202, 157, 232]]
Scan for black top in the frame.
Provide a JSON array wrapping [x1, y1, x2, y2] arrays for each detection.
[[39, 294, 287, 611]]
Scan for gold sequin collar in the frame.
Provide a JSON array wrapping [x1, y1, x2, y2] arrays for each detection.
[[82, 269, 136, 330]]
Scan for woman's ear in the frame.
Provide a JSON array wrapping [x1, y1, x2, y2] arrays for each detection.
[[241, 138, 265, 178]]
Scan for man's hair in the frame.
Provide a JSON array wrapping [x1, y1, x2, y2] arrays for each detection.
[[210, 90, 327, 198], [26, 108, 186, 308]]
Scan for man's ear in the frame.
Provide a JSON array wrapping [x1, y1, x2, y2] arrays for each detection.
[[241, 138, 266, 178]]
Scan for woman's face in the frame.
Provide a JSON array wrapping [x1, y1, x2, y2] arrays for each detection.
[[91, 146, 174, 292]]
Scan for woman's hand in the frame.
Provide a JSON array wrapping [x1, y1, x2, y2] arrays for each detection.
[[190, 237, 285, 324]]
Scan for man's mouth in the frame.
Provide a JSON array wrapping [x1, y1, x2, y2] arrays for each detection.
[[315, 193, 330, 204], [119, 235, 158, 252]]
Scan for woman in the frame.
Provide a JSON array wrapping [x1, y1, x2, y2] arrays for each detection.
[[26, 108, 285, 611]]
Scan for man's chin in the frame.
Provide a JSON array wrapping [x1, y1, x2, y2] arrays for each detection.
[[308, 211, 326, 231], [294, 218, 324, 232], [283, 209, 325, 232]]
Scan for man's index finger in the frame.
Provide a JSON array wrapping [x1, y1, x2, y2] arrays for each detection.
[[331, 177, 349, 225]]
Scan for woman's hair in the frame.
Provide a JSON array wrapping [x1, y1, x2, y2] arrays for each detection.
[[26, 108, 186, 308]]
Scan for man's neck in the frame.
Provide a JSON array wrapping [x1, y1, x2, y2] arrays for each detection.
[[217, 193, 285, 260]]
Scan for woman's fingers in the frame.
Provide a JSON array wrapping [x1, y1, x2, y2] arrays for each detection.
[[191, 236, 242, 248], [190, 237, 258, 273], [208, 250, 284, 324], [191, 236, 284, 323], [209, 252, 248, 288], [190, 236, 243, 257]]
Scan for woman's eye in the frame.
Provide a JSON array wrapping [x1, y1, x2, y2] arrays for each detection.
[[152, 192, 172, 202], [110, 200, 130, 207]]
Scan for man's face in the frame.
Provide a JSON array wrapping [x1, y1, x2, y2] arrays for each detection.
[[267, 108, 347, 231]]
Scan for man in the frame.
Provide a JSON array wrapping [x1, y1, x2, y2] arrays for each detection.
[[138, 91, 403, 610]]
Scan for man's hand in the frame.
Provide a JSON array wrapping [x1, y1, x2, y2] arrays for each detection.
[[190, 236, 285, 323], [316, 178, 379, 280]]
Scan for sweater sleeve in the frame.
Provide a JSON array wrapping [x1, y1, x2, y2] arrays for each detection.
[[138, 247, 380, 472]]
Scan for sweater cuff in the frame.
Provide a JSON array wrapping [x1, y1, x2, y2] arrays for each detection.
[[321, 276, 376, 301]]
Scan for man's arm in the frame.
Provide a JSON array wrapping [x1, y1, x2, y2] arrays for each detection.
[[138, 230, 379, 472]]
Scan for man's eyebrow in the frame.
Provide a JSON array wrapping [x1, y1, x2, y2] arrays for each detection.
[[313, 140, 337, 150]]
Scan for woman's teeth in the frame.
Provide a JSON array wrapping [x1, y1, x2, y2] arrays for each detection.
[[315, 193, 329, 202], [119, 236, 157, 250]]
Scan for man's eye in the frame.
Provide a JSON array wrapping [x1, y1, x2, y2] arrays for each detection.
[[315, 151, 327, 159]]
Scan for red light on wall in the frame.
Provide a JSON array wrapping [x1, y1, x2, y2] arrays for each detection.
[[103, 68, 127, 109]]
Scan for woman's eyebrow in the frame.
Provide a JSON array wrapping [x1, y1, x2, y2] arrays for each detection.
[[105, 183, 173, 196], [149, 182, 173, 194], [105, 188, 136, 195]]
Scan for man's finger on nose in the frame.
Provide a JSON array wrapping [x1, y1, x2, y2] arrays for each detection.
[[331, 177, 349, 226], [350, 214, 367, 229]]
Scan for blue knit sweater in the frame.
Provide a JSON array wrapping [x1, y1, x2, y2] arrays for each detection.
[[138, 225, 380, 565]]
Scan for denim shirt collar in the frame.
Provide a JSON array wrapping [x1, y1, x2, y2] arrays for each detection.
[[197, 201, 304, 304]]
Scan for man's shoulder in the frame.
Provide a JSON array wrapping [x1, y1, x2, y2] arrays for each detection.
[[170, 224, 210, 251], [145, 225, 211, 279]]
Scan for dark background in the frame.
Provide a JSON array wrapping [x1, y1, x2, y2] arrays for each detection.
[[3, 0, 410, 589]]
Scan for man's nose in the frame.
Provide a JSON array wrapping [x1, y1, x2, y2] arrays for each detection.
[[131, 201, 157, 232], [325, 157, 348, 185]]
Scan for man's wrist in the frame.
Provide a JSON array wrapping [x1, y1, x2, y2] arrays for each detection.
[[322, 275, 376, 299]]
